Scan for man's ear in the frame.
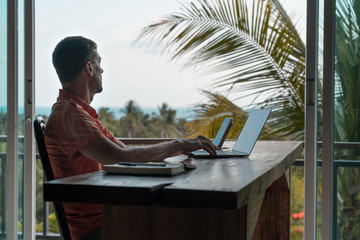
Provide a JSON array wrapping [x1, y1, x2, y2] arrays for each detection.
[[86, 62, 93, 75]]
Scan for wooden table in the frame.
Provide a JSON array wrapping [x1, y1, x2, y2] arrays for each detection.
[[44, 141, 303, 240]]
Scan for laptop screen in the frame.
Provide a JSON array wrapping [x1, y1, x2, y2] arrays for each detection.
[[213, 118, 232, 148], [232, 109, 271, 154]]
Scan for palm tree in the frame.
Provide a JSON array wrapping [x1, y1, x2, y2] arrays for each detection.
[[98, 107, 120, 137], [155, 103, 183, 138], [120, 100, 148, 138], [135, 0, 306, 140]]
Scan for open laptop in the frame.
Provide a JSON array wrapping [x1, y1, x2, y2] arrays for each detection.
[[190, 108, 271, 158]]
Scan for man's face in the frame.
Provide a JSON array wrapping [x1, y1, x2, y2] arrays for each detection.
[[90, 50, 104, 94]]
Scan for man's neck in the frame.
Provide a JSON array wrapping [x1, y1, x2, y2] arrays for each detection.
[[61, 67, 97, 104], [62, 82, 94, 104]]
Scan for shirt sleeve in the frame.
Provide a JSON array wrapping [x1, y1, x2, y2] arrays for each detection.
[[96, 119, 118, 143], [48, 108, 106, 158]]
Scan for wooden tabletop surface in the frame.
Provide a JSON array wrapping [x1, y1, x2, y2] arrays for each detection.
[[44, 140, 303, 209]]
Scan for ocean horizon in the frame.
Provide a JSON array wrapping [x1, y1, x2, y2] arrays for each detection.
[[0, 106, 196, 120]]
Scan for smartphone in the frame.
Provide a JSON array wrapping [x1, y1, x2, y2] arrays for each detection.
[[213, 118, 233, 149]]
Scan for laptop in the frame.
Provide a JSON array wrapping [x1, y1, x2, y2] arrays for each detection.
[[190, 108, 271, 158]]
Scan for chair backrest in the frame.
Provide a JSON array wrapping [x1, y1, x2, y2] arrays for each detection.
[[34, 116, 72, 240]]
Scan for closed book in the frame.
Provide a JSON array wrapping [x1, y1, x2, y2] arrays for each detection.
[[103, 163, 186, 176]]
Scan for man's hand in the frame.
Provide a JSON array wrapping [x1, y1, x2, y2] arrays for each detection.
[[178, 135, 218, 155]]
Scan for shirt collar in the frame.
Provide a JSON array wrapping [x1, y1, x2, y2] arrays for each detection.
[[57, 89, 98, 118]]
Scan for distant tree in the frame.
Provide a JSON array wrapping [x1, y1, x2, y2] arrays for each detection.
[[98, 102, 189, 138], [120, 100, 148, 138], [176, 118, 189, 137], [152, 103, 182, 138], [0, 112, 6, 152], [0, 112, 6, 135], [98, 107, 121, 137]]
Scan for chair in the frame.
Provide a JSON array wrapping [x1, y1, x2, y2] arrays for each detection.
[[34, 116, 72, 240]]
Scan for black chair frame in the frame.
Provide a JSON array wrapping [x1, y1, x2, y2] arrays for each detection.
[[34, 116, 72, 240]]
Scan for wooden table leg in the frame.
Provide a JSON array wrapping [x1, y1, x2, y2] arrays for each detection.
[[251, 173, 290, 240], [102, 204, 247, 240]]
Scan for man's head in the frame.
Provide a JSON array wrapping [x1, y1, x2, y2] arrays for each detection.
[[52, 36, 101, 86]]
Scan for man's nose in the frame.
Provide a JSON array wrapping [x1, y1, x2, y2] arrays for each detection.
[[101, 68, 104, 73]]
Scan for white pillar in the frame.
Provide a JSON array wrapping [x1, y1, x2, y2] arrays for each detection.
[[7, 0, 18, 239]]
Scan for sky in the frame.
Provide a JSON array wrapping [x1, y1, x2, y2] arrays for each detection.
[[33, 0, 306, 109]]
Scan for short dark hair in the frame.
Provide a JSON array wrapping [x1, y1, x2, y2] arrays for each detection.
[[52, 36, 97, 84]]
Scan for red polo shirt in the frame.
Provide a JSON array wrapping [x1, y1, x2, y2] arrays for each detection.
[[44, 89, 118, 240]]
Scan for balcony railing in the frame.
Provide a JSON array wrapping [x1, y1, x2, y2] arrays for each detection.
[[1, 135, 360, 239]]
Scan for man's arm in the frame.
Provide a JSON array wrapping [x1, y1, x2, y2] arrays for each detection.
[[79, 135, 217, 165], [113, 138, 128, 149]]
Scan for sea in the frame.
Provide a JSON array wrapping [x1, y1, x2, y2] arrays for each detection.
[[0, 106, 196, 121]]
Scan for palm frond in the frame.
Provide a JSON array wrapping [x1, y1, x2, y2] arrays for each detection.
[[135, 0, 306, 140], [186, 91, 282, 139], [335, 0, 360, 144]]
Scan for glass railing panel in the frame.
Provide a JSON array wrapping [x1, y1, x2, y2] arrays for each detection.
[[335, 165, 360, 239], [290, 165, 305, 239], [0, 135, 60, 239], [0, 153, 6, 240], [4, 134, 360, 239], [35, 156, 60, 237]]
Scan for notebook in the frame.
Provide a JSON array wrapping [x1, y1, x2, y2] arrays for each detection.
[[103, 162, 186, 176], [190, 108, 271, 158]]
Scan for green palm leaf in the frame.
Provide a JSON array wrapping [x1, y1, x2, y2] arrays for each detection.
[[186, 91, 278, 139], [136, 0, 305, 140], [335, 0, 360, 144]]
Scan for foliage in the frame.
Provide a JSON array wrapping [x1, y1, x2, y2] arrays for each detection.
[[34, 212, 59, 234], [119, 100, 148, 138], [0, 112, 6, 135], [136, 0, 306, 140], [35, 219, 43, 233], [334, 0, 360, 238], [48, 212, 60, 233], [154, 103, 183, 138], [335, 0, 360, 145], [290, 166, 305, 240], [186, 91, 276, 139], [97, 108, 121, 137], [36, 158, 45, 225], [98, 101, 189, 138]]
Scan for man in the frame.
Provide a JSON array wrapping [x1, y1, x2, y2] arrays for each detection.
[[44, 36, 217, 240]]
